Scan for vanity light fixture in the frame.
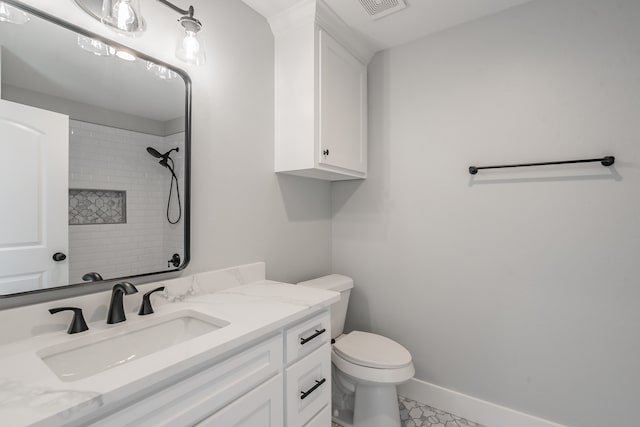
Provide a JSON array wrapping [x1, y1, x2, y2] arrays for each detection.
[[0, 1, 29, 24], [172, 5, 205, 66], [102, 0, 144, 34], [73, 0, 205, 65]]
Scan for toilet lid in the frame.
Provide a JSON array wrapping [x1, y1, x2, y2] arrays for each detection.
[[333, 331, 412, 369]]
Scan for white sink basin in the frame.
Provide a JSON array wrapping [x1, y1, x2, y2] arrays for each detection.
[[37, 310, 229, 382]]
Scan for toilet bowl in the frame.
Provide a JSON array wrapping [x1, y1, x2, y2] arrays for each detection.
[[297, 275, 415, 427]]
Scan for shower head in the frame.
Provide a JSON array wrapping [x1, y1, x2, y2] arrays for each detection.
[[146, 147, 164, 159], [146, 146, 179, 162]]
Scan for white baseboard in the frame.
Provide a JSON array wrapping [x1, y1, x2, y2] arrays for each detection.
[[398, 378, 567, 427]]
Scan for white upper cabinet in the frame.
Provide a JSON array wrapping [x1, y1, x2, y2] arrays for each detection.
[[318, 30, 367, 175], [270, 0, 374, 181]]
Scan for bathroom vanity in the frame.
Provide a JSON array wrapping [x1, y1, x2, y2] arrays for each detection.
[[0, 263, 338, 427]]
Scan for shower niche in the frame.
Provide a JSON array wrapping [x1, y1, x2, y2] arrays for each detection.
[[0, 1, 190, 296]]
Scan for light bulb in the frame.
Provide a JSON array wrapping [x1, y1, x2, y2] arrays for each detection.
[[176, 28, 206, 66], [182, 31, 199, 60], [112, 0, 137, 32]]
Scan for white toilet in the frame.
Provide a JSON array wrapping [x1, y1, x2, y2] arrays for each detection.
[[298, 275, 415, 427]]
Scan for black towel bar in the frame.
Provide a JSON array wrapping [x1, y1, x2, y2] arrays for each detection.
[[469, 156, 615, 175]]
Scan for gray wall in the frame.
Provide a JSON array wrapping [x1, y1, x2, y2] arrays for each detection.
[[1, 84, 173, 136], [332, 1, 640, 426], [0, 0, 332, 308]]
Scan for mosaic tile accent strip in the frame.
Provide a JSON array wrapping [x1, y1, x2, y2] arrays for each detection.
[[69, 189, 126, 225], [332, 395, 488, 427]]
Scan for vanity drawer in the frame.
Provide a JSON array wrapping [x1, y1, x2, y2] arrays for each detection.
[[285, 311, 331, 364], [90, 334, 283, 427], [304, 404, 331, 427], [285, 343, 331, 427]]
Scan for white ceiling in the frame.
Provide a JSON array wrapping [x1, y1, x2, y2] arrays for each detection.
[[241, 0, 535, 51], [0, 11, 185, 122]]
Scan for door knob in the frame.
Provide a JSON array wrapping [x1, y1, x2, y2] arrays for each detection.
[[52, 252, 67, 262]]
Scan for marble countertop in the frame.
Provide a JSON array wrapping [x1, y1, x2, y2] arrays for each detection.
[[0, 281, 339, 427]]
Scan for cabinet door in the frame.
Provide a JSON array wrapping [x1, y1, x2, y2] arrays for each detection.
[[318, 30, 367, 176], [88, 336, 282, 427], [196, 374, 283, 427]]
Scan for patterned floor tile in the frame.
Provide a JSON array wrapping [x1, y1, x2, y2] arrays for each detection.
[[332, 395, 488, 427]]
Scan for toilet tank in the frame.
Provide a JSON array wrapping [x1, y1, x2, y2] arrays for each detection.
[[297, 274, 353, 339]]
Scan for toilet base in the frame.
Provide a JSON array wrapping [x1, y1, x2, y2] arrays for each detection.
[[353, 383, 401, 427]]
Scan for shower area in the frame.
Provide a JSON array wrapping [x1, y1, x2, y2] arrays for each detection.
[[68, 120, 185, 283]]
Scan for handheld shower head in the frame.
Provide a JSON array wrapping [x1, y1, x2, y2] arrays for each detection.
[[146, 145, 182, 225], [146, 147, 164, 158]]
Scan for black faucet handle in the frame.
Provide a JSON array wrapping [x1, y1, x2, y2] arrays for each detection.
[[82, 272, 103, 282], [138, 287, 166, 316], [49, 307, 89, 334]]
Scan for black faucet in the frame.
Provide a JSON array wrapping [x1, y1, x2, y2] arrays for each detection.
[[107, 282, 138, 324]]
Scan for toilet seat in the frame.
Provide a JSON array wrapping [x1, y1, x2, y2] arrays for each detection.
[[334, 331, 412, 369], [332, 331, 415, 385], [332, 350, 415, 385]]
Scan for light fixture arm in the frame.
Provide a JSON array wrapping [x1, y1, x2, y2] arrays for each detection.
[[155, 0, 194, 18]]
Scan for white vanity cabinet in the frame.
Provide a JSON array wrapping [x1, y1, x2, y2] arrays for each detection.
[[196, 374, 284, 427], [87, 334, 283, 427], [82, 310, 332, 427], [271, 0, 373, 181]]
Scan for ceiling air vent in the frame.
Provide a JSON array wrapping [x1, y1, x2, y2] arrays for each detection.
[[358, 0, 407, 20]]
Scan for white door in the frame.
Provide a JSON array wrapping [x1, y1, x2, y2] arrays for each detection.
[[195, 374, 284, 427], [0, 99, 69, 294]]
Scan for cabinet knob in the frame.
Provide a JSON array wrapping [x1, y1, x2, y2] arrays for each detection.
[[322, 149, 330, 156]]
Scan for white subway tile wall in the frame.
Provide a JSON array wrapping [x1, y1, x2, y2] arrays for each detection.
[[68, 120, 185, 284]]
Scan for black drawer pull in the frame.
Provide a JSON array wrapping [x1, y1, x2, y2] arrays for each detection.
[[300, 328, 326, 345], [300, 378, 326, 400]]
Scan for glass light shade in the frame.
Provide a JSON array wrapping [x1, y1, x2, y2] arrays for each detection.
[[77, 35, 114, 56], [146, 62, 179, 80], [176, 29, 206, 66], [101, 0, 144, 35], [0, 2, 30, 24]]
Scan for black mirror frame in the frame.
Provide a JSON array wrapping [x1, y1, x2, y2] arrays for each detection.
[[0, 0, 191, 298]]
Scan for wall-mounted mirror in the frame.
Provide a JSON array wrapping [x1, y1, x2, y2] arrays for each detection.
[[0, 1, 190, 296]]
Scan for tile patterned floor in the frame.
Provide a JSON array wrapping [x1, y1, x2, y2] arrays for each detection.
[[332, 395, 488, 427]]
